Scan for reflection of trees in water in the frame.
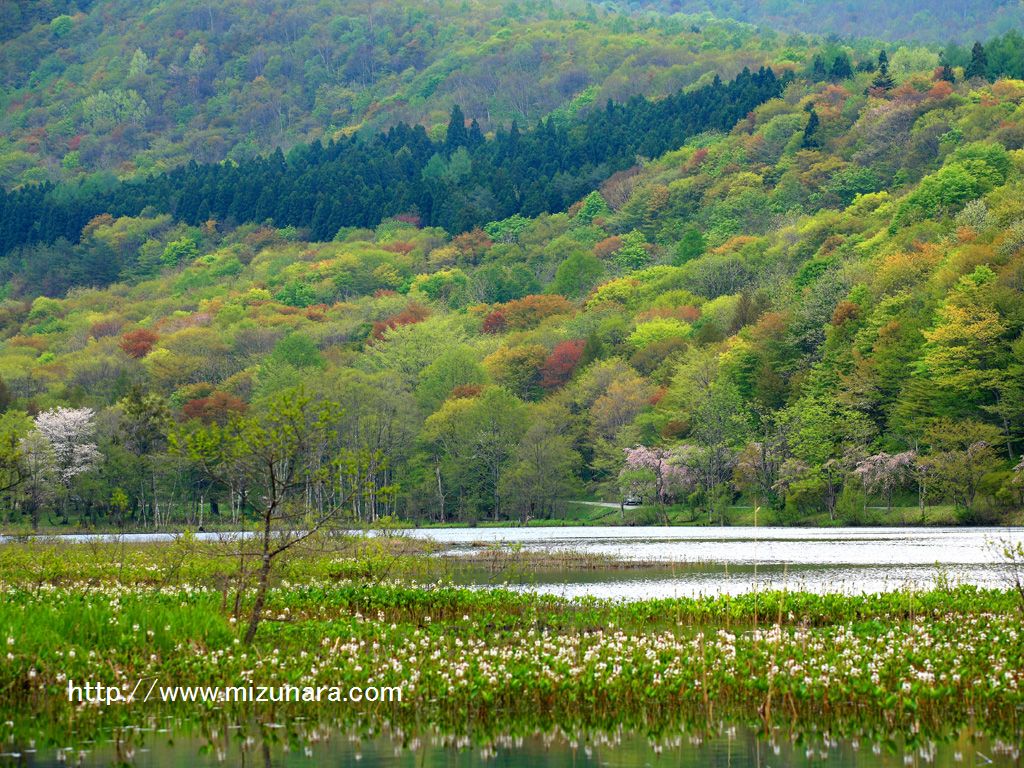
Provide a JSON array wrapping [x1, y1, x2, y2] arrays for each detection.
[[8, 718, 1020, 767]]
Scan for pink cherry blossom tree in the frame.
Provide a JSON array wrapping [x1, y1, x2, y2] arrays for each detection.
[[621, 445, 697, 522], [853, 451, 917, 514]]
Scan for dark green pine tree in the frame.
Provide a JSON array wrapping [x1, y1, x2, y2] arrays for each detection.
[[445, 105, 468, 154], [194, 199, 210, 225], [829, 53, 853, 81], [310, 197, 331, 240], [965, 41, 988, 80], [467, 118, 484, 149], [801, 107, 821, 148], [811, 54, 827, 80], [871, 50, 895, 91]]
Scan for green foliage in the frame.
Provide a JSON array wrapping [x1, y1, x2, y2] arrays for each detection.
[[1, 22, 1023, 529], [672, 227, 705, 265], [48, 14, 73, 38], [410, 268, 472, 308], [894, 145, 1009, 224], [270, 334, 325, 370], [575, 192, 611, 225], [485, 215, 532, 244], [551, 251, 604, 298], [416, 348, 487, 411], [81, 89, 148, 130], [628, 318, 692, 349], [613, 231, 652, 271], [274, 281, 317, 308], [474, 263, 540, 303], [160, 239, 199, 267]]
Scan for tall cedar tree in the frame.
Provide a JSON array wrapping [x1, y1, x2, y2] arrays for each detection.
[[830, 53, 853, 81], [939, 53, 956, 83], [802, 108, 821, 148], [872, 50, 895, 91], [965, 41, 989, 80]]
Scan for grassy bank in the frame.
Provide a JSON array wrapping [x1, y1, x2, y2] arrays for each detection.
[[1, 501, 998, 537], [0, 540, 1022, 750]]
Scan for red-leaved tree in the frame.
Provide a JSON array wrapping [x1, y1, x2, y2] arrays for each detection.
[[119, 329, 159, 359], [540, 340, 585, 390]]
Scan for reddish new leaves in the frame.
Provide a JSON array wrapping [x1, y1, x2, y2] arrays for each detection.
[[371, 303, 430, 340], [540, 340, 585, 390], [119, 328, 158, 358], [182, 391, 248, 425], [482, 295, 574, 334]]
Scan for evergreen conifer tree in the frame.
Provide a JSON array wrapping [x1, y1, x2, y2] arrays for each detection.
[[802, 107, 821, 148], [939, 53, 956, 83], [965, 41, 988, 80], [811, 55, 827, 80], [871, 50, 895, 91], [829, 53, 853, 81], [445, 105, 468, 153]]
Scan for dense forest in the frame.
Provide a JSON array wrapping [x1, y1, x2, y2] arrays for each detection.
[[5, 0, 1024, 192], [0, 0, 785, 188], [630, 0, 1024, 42], [0, 66, 786, 278], [0, 1, 1023, 530]]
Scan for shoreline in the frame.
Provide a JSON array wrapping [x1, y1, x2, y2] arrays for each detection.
[[3, 519, 1024, 539]]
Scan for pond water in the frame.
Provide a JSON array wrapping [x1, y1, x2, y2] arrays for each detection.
[[4, 526, 1023, 599], [2, 724, 1021, 768], [406, 526, 1024, 599]]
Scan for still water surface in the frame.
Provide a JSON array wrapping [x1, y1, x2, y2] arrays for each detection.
[[2, 725, 1021, 767], [4, 528, 1019, 602], [408, 526, 1024, 599], [4, 526, 1022, 599]]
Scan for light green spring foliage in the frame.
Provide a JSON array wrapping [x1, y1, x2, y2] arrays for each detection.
[[0, 0, 791, 187], [2, 50, 1024, 525]]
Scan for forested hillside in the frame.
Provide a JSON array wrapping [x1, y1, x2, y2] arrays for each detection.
[[5, 0, 1024, 193], [1, 36, 1022, 529], [0, 66, 786, 282], [0, 0, 783, 187], [628, 0, 1024, 43]]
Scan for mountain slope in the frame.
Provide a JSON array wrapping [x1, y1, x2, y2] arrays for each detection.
[[0, 66, 787, 277], [0, 0, 778, 186], [1, 59, 1022, 526], [624, 0, 1024, 42]]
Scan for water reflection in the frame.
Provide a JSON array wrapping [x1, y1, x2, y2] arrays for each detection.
[[2, 722, 1020, 767], [411, 526, 1024, 564], [10, 526, 1018, 598], [412, 526, 1024, 598]]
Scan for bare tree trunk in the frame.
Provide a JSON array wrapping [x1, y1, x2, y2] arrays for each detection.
[[434, 456, 446, 523], [152, 472, 160, 530], [245, 510, 274, 645]]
